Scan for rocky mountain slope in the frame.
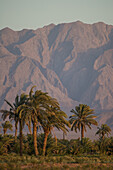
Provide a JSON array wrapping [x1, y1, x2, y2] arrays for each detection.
[[0, 21, 113, 133]]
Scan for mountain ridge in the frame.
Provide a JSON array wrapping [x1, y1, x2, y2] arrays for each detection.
[[0, 21, 113, 132]]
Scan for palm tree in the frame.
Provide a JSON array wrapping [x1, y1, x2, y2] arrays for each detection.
[[1, 93, 28, 139], [95, 124, 111, 140], [1, 99, 19, 139], [1, 93, 28, 156], [41, 106, 70, 156], [2, 121, 13, 135], [69, 104, 98, 143], [16, 94, 29, 156]]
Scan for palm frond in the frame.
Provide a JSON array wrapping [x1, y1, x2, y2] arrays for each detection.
[[5, 99, 14, 109]]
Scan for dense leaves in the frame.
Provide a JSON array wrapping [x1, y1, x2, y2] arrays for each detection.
[[0, 134, 113, 156]]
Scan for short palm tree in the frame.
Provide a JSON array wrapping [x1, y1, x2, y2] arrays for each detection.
[[1, 99, 19, 139], [95, 124, 111, 140], [2, 121, 13, 135], [69, 104, 98, 143]]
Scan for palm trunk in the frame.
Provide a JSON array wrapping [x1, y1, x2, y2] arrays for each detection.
[[55, 135, 57, 146], [33, 120, 38, 156], [43, 130, 49, 156], [15, 122, 18, 140], [19, 119, 23, 156], [3, 128, 7, 135], [102, 134, 104, 140], [81, 124, 84, 144]]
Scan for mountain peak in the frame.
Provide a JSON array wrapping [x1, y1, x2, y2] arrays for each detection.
[[0, 27, 14, 33]]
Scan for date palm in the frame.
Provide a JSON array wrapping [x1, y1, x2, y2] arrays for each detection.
[[1, 93, 28, 156], [69, 104, 98, 143], [41, 105, 70, 156], [96, 124, 111, 140], [1, 94, 28, 139], [1, 99, 18, 139], [2, 121, 13, 135]]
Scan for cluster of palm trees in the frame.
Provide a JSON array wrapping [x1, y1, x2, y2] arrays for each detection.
[[0, 86, 111, 156], [0, 86, 70, 156]]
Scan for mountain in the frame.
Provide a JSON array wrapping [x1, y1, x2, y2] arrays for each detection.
[[0, 21, 113, 137]]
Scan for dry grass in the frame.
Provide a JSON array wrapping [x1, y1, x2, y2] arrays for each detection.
[[0, 154, 113, 169]]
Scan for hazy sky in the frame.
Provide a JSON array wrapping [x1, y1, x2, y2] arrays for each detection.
[[0, 0, 113, 30]]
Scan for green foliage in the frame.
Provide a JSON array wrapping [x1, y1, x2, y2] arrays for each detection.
[[66, 138, 94, 155], [0, 86, 113, 158], [95, 137, 113, 155], [1, 132, 113, 157], [2, 121, 13, 135], [0, 134, 14, 154], [69, 104, 98, 142], [96, 124, 111, 140]]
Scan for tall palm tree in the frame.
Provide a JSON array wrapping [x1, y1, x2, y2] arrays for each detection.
[[2, 121, 13, 135], [1, 93, 28, 139], [69, 104, 98, 143], [41, 106, 70, 156], [16, 94, 29, 156], [1, 93, 28, 156], [95, 124, 111, 140]]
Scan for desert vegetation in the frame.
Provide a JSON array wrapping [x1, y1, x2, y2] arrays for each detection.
[[0, 86, 113, 169]]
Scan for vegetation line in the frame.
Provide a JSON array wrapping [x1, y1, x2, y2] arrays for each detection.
[[0, 86, 113, 168]]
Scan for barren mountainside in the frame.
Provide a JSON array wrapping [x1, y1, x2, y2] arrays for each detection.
[[0, 21, 113, 131]]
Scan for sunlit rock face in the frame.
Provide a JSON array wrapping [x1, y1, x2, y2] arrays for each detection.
[[0, 21, 113, 129]]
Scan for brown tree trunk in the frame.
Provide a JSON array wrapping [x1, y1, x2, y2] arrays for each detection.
[[3, 128, 7, 135], [102, 134, 104, 140], [19, 119, 23, 156], [81, 124, 84, 144], [15, 123, 18, 140], [43, 130, 49, 156], [33, 120, 38, 156]]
